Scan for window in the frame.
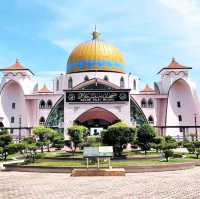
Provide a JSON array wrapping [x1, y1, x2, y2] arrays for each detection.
[[177, 101, 181, 108], [141, 98, 147, 108], [104, 75, 109, 81], [47, 100, 52, 109], [56, 79, 59, 91], [120, 77, 125, 88], [68, 77, 73, 89], [148, 115, 154, 124], [178, 115, 182, 122], [148, 99, 154, 108], [11, 116, 15, 123], [84, 75, 89, 81], [12, 102, 16, 109], [39, 100, 46, 109], [133, 79, 136, 90], [39, 117, 45, 125]]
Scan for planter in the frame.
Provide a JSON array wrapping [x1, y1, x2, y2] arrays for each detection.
[[3, 162, 196, 173]]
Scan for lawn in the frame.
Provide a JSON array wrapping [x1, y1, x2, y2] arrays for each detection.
[[28, 158, 194, 167]]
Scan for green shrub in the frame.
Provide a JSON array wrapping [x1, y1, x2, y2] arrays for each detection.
[[87, 136, 101, 147], [101, 122, 136, 157], [172, 153, 183, 158], [137, 124, 156, 154]]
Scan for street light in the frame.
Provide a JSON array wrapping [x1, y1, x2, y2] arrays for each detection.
[[18, 115, 22, 142], [194, 113, 198, 141]]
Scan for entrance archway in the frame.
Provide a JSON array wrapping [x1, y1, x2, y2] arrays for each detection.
[[75, 107, 120, 135]]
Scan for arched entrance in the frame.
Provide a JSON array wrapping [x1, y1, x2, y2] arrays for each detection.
[[75, 107, 120, 135]]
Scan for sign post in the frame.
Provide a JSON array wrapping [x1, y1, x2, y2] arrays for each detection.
[[83, 146, 113, 168]]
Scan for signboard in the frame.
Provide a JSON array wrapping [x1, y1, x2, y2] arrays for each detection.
[[65, 90, 129, 103], [83, 146, 113, 157]]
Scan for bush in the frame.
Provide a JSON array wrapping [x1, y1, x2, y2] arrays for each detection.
[[183, 142, 195, 154], [101, 122, 136, 157], [137, 124, 156, 154], [87, 136, 101, 147], [172, 153, 183, 158], [68, 125, 88, 154]]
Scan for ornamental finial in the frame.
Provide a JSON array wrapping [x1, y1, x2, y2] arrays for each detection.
[[16, 58, 20, 63], [92, 25, 101, 40]]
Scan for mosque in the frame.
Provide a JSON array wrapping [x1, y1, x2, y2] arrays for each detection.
[[0, 29, 200, 139]]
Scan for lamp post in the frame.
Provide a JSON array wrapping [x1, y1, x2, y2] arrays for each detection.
[[194, 113, 198, 141], [18, 115, 22, 142]]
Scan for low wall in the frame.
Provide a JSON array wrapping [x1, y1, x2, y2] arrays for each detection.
[[3, 162, 196, 173]]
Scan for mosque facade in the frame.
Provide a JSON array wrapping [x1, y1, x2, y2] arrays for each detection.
[[0, 30, 200, 139]]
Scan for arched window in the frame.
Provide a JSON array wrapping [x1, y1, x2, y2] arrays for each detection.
[[68, 77, 73, 89], [148, 115, 154, 124], [84, 75, 89, 81], [141, 98, 147, 108], [133, 79, 136, 90], [104, 75, 109, 81], [56, 79, 59, 91], [39, 100, 46, 109], [120, 77, 125, 88], [148, 98, 154, 108], [39, 117, 45, 125], [47, 100, 52, 109]]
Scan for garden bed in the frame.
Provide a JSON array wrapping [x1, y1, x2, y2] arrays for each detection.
[[3, 159, 197, 173]]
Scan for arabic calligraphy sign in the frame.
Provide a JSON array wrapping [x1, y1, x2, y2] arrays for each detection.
[[65, 90, 129, 103]]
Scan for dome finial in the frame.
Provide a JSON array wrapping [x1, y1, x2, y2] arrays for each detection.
[[92, 25, 101, 40], [16, 58, 20, 63]]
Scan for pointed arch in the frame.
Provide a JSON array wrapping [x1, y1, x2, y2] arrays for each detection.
[[47, 99, 52, 109], [75, 107, 120, 124], [104, 75, 109, 81], [141, 98, 147, 108], [148, 98, 154, 108], [39, 116, 45, 125], [39, 100, 46, 109], [84, 75, 89, 81], [46, 96, 64, 127], [148, 115, 154, 124], [130, 96, 147, 125]]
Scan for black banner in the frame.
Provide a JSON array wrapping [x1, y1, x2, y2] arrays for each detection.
[[65, 90, 129, 103]]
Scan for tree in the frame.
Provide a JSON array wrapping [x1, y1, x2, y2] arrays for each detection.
[[67, 125, 88, 155], [7, 143, 26, 155], [32, 126, 54, 153], [0, 130, 12, 160], [137, 124, 156, 154], [151, 136, 178, 162], [193, 141, 200, 159], [101, 122, 136, 157], [50, 130, 65, 150], [161, 142, 178, 162]]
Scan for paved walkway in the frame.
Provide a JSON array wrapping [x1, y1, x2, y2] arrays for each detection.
[[1, 167, 200, 199]]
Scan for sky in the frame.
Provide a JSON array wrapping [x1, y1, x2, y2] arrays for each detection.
[[0, 0, 200, 91]]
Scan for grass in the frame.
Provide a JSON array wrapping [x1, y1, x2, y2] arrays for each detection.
[[43, 151, 83, 158], [28, 158, 193, 167]]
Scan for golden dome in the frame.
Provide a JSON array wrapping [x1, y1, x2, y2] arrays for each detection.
[[67, 31, 125, 73]]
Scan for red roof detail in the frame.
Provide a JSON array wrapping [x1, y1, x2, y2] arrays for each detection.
[[75, 107, 120, 123], [5, 59, 26, 70], [38, 85, 52, 93], [140, 84, 154, 93], [167, 57, 188, 69]]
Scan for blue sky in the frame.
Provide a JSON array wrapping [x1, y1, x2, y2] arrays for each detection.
[[1, 0, 200, 90]]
